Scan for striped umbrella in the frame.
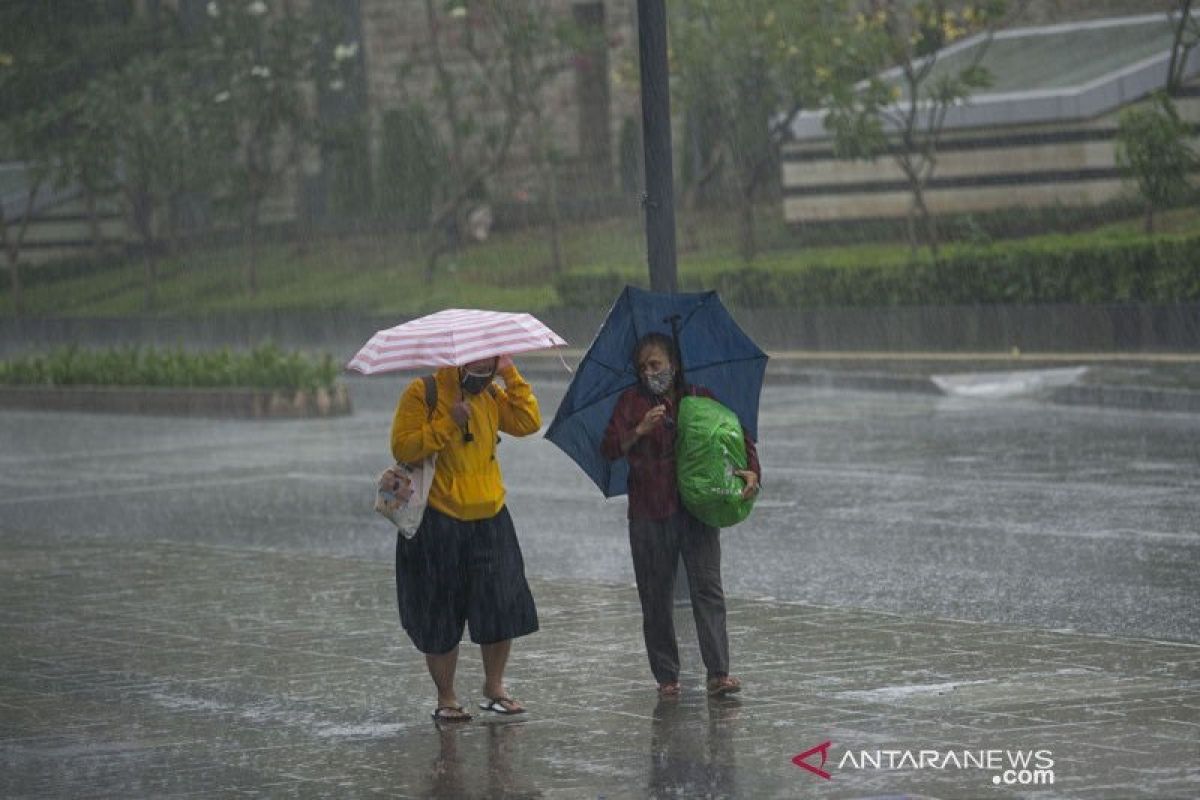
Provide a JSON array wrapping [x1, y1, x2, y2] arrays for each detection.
[[346, 308, 568, 374]]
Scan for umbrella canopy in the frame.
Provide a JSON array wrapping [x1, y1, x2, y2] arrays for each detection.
[[346, 308, 568, 374], [545, 286, 768, 497]]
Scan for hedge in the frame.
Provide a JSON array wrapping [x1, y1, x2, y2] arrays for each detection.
[[554, 235, 1200, 308], [0, 343, 340, 392]]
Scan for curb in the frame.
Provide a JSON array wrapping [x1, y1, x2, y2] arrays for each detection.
[[0, 383, 353, 419], [513, 360, 1200, 414], [1050, 384, 1200, 414]]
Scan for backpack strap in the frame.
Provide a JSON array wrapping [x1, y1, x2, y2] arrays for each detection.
[[421, 375, 437, 421]]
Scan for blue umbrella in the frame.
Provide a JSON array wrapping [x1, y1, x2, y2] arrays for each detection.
[[545, 286, 768, 497]]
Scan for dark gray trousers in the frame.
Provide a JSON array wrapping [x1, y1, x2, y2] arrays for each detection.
[[629, 510, 730, 684]]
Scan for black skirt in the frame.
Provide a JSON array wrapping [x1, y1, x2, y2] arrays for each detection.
[[395, 504, 539, 654]]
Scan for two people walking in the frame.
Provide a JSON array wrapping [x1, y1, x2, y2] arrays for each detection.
[[389, 334, 761, 720]]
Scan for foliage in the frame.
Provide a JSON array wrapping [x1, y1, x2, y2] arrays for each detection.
[[1115, 93, 1197, 234], [0, 343, 339, 392], [1167, 0, 1200, 95], [4, 201, 1198, 316], [670, 0, 853, 261], [710, 235, 1200, 308], [0, 1, 143, 313], [825, 0, 1010, 257], [201, 0, 338, 293], [378, 104, 443, 227], [402, 0, 585, 278]]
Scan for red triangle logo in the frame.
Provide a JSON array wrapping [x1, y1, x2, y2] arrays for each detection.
[[792, 740, 833, 780]]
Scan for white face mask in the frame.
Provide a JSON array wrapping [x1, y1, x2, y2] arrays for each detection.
[[643, 366, 674, 396]]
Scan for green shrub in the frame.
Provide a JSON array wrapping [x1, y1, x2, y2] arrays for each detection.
[[0, 343, 341, 392], [710, 235, 1200, 307], [554, 271, 644, 307]]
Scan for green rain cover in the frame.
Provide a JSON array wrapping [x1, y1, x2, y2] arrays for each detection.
[[675, 395, 756, 528]]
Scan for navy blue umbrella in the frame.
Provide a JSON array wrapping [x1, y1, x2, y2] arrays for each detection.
[[545, 286, 768, 497]]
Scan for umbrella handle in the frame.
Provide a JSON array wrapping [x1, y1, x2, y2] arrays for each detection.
[[663, 314, 685, 387]]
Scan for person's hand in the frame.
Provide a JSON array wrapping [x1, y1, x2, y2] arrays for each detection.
[[450, 400, 470, 427], [735, 469, 760, 500], [635, 405, 668, 436], [497, 354, 514, 372]]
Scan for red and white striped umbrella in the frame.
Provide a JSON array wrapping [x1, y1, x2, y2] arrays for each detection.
[[346, 308, 568, 374]]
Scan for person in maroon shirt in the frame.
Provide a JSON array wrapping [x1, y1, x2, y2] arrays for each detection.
[[601, 332, 760, 698]]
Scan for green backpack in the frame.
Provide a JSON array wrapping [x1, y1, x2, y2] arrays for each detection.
[[675, 395, 756, 528]]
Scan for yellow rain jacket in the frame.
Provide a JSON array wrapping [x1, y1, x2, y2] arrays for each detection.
[[390, 364, 541, 521]]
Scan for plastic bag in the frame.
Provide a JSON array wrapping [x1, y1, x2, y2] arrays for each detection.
[[675, 395, 755, 528], [374, 454, 436, 538]]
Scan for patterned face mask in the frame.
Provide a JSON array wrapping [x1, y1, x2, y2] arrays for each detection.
[[643, 366, 674, 396], [461, 370, 494, 395]]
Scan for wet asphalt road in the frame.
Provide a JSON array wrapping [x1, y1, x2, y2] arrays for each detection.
[[1, 376, 1197, 643]]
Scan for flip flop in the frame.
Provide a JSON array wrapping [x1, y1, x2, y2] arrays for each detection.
[[431, 705, 472, 722], [478, 696, 526, 715], [657, 681, 681, 697]]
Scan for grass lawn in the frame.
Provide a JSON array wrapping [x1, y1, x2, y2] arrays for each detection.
[[2, 205, 1197, 317]]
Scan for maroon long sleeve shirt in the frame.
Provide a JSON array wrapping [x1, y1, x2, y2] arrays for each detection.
[[601, 384, 761, 521]]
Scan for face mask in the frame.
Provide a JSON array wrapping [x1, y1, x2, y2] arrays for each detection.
[[461, 370, 494, 395], [643, 366, 674, 396]]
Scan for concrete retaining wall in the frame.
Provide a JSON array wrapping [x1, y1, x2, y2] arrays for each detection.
[[0, 384, 352, 419]]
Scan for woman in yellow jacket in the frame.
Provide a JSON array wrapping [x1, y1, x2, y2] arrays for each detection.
[[391, 355, 541, 723]]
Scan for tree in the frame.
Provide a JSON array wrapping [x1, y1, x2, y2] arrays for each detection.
[[671, 0, 849, 262], [1166, 0, 1199, 96], [408, 0, 578, 280], [93, 44, 228, 310], [1115, 93, 1196, 234], [825, 1, 1014, 258], [0, 112, 48, 316], [203, 0, 320, 297], [0, 1, 138, 314]]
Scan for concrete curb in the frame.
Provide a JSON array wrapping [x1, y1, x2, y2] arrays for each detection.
[[0, 383, 353, 419], [1050, 383, 1200, 414], [512, 357, 1200, 414]]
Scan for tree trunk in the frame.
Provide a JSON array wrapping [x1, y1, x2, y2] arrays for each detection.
[[546, 172, 563, 275], [84, 185, 104, 262], [681, 146, 723, 254], [534, 113, 564, 274], [1, 181, 42, 317], [911, 178, 939, 260], [245, 203, 261, 298], [143, 249, 159, 312], [738, 182, 757, 264]]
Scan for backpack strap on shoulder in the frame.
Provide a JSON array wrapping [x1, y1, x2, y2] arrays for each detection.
[[421, 375, 437, 421]]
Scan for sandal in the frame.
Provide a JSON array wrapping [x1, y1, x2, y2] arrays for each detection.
[[431, 705, 473, 723], [478, 695, 526, 715], [657, 681, 681, 697], [706, 675, 742, 697]]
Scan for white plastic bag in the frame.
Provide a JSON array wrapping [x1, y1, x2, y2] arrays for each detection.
[[374, 454, 437, 538]]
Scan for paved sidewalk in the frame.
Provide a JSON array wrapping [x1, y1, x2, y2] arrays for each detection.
[[2, 534, 1197, 799]]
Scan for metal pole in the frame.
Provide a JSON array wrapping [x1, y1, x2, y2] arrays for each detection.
[[637, 0, 678, 294], [637, 0, 687, 604]]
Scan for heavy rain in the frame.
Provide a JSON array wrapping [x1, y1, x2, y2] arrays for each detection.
[[2, 1, 1198, 798]]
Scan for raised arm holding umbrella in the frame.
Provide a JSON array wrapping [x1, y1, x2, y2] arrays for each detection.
[[546, 287, 767, 699], [349, 308, 566, 723]]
